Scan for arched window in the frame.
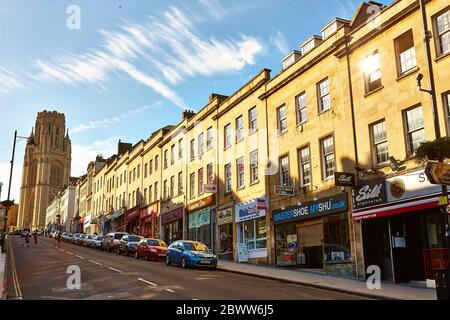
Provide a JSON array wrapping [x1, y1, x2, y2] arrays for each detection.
[[29, 160, 38, 186], [50, 161, 63, 186]]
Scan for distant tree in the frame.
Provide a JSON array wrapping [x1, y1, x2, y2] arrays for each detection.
[[416, 137, 450, 162]]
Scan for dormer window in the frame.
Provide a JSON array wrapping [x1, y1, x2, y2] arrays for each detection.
[[282, 51, 301, 70], [300, 36, 322, 55], [320, 18, 349, 40]]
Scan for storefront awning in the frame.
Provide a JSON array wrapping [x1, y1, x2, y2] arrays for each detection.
[[111, 209, 124, 220]]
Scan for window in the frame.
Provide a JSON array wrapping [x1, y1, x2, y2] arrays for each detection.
[[225, 164, 232, 193], [249, 107, 257, 134], [137, 165, 140, 179], [155, 155, 159, 171], [124, 171, 127, 183], [404, 105, 425, 155], [363, 51, 382, 93], [394, 30, 416, 75], [133, 168, 136, 181], [170, 176, 175, 198], [299, 146, 311, 186], [178, 171, 183, 194], [129, 171, 132, 183], [198, 168, 204, 194], [250, 150, 258, 183], [206, 127, 213, 150], [436, 9, 450, 55], [371, 120, 389, 164], [207, 163, 214, 185], [163, 180, 168, 200], [445, 93, 450, 135], [236, 116, 244, 142], [144, 164, 148, 178], [318, 78, 331, 112], [178, 139, 183, 160], [190, 139, 195, 161], [149, 185, 153, 203], [296, 92, 307, 124], [132, 191, 135, 206], [164, 150, 168, 169], [198, 133, 204, 158], [323, 214, 351, 262], [321, 135, 335, 179], [137, 188, 141, 205], [171, 145, 175, 164], [190, 173, 195, 198], [154, 182, 158, 201], [279, 155, 290, 186], [237, 157, 245, 189], [277, 105, 287, 133], [239, 217, 267, 251], [149, 160, 153, 174], [224, 124, 232, 148]]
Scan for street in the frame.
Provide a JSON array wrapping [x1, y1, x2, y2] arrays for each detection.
[[5, 236, 369, 300]]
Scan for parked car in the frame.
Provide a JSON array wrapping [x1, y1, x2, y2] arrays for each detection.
[[76, 234, 86, 246], [101, 232, 128, 252], [65, 233, 74, 242], [72, 233, 81, 244], [92, 235, 104, 249], [135, 238, 168, 261], [84, 234, 95, 247], [61, 232, 68, 240], [117, 235, 142, 256], [166, 240, 217, 269]]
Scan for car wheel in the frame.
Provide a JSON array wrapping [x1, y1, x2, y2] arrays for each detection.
[[181, 258, 187, 269], [134, 251, 139, 259], [125, 248, 129, 256], [166, 255, 171, 266], [145, 253, 150, 261], [117, 247, 121, 255]]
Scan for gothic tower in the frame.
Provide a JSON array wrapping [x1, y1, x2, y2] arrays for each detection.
[[17, 110, 71, 230]]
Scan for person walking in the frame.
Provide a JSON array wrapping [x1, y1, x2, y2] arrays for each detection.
[[33, 230, 38, 247], [24, 232, 31, 247], [57, 230, 62, 248]]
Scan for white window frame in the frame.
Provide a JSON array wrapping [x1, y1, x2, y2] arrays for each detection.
[[249, 107, 257, 134], [296, 91, 307, 124], [237, 157, 245, 189], [371, 120, 389, 165], [321, 135, 335, 179], [277, 105, 287, 133], [236, 116, 244, 142], [250, 150, 258, 183], [318, 78, 331, 112], [279, 155, 290, 186], [224, 124, 232, 148], [404, 105, 425, 156], [225, 163, 232, 193], [436, 9, 450, 55], [299, 146, 311, 186]]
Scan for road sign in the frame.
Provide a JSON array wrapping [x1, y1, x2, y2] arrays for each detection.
[[425, 162, 450, 186], [274, 185, 295, 196]]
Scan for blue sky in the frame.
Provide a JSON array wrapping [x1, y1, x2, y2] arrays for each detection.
[[0, 0, 391, 201]]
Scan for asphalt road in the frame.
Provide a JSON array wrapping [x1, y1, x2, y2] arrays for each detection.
[[6, 236, 369, 300]]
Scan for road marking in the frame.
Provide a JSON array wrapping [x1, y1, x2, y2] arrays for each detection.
[[59, 249, 65, 252], [66, 251, 73, 255], [192, 298, 198, 300], [89, 260, 103, 266], [137, 278, 158, 286], [9, 239, 23, 298], [75, 255, 85, 260], [165, 289, 175, 293], [107, 267, 122, 273]]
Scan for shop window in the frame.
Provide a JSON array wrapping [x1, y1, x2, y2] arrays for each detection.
[[236, 157, 245, 189], [317, 78, 331, 112], [219, 223, 233, 256], [299, 146, 311, 186], [236, 115, 244, 142], [240, 217, 267, 251], [249, 107, 257, 134], [394, 30, 416, 75], [277, 105, 287, 133], [323, 215, 351, 262], [370, 120, 389, 165], [250, 150, 258, 183], [225, 163, 232, 193], [435, 8, 450, 56], [404, 105, 425, 156], [296, 91, 307, 124], [363, 51, 382, 94], [321, 135, 335, 179], [275, 223, 297, 266]]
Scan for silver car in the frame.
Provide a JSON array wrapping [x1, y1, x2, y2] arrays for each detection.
[[101, 232, 128, 252]]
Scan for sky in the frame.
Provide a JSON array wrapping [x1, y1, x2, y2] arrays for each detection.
[[0, 0, 392, 202]]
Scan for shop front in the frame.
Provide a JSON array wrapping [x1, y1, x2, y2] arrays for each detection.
[[235, 197, 268, 263], [217, 207, 233, 260], [353, 170, 450, 283], [273, 192, 351, 274], [125, 207, 140, 235], [101, 213, 112, 235], [161, 206, 183, 245], [111, 209, 125, 232], [186, 195, 215, 250], [140, 202, 159, 238]]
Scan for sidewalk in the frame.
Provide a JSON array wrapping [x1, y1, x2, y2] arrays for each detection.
[[0, 251, 5, 300], [217, 260, 436, 300]]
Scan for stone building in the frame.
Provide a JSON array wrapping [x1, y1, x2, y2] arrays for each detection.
[[17, 111, 71, 230]]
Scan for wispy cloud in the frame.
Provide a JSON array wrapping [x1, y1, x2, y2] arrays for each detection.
[[33, 6, 263, 108], [269, 31, 290, 55], [0, 65, 26, 95], [198, 0, 226, 20], [71, 103, 161, 134], [0, 161, 22, 202]]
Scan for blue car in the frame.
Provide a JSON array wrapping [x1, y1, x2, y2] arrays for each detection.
[[166, 240, 217, 269]]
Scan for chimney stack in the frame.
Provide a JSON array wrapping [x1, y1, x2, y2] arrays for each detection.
[[182, 110, 196, 120]]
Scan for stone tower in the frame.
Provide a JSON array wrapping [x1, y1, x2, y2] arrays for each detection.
[[17, 111, 71, 230]]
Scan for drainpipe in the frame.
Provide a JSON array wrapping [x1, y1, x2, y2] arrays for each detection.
[[263, 82, 272, 266]]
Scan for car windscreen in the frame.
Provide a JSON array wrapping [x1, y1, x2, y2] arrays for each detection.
[[114, 234, 125, 239], [159, 240, 168, 247], [184, 242, 208, 251], [146, 239, 159, 246], [128, 236, 140, 242]]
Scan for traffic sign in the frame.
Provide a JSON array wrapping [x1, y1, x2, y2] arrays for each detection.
[[425, 162, 450, 186], [274, 185, 295, 196]]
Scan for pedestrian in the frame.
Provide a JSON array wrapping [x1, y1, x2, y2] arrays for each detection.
[[24, 232, 31, 247], [57, 230, 62, 248], [33, 230, 38, 246]]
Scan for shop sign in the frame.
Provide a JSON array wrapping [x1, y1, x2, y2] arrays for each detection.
[[274, 185, 295, 196], [204, 184, 217, 193], [111, 209, 124, 220], [273, 193, 348, 225], [186, 195, 215, 212], [334, 172, 356, 187], [161, 207, 183, 225], [140, 203, 158, 219], [425, 161, 450, 186], [188, 208, 211, 229], [235, 197, 267, 223], [126, 209, 139, 221], [218, 208, 233, 225], [352, 179, 386, 210], [385, 169, 448, 203], [237, 243, 249, 263], [84, 214, 92, 228]]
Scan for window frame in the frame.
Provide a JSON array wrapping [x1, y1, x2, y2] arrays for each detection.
[[190, 172, 195, 199], [320, 135, 335, 180], [443, 91, 450, 136], [370, 119, 389, 166], [236, 156, 245, 189], [296, 91, 307, 124], [279, 154, 290, 186], [206, 127, 213, 150], [224, 123, 232, 149], [403, 105, 425, 156], [363, 50, 382, 94], [433, 7, 450, 57], [225, 163, 232, 193], [198, 168, 204, 195], [178, 171, 183, 195], [277, 105, 287, 133], [249, 149, 259, 184], [236, 115, 244, 142], [198, 133, 204, 158], [298, 145, 311, 187], [317, 77, 331, 112], [248, 107, 257, 134], [394, 30, 417, 76]]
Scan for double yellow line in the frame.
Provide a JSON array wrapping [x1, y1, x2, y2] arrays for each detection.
[[8, 238, 23, 299]]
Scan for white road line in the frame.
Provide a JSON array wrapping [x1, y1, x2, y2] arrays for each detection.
[[89, 260, 103, 266], [75, 255, 85, 260], [58, 249, 65, 252], [66, 251, 73, 255], [165, 289, 175, 293], [137, 278, 158, 286], [107, 267, 122, 273]]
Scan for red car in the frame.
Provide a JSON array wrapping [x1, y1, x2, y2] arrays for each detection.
[[135, 238, 168, 261]]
